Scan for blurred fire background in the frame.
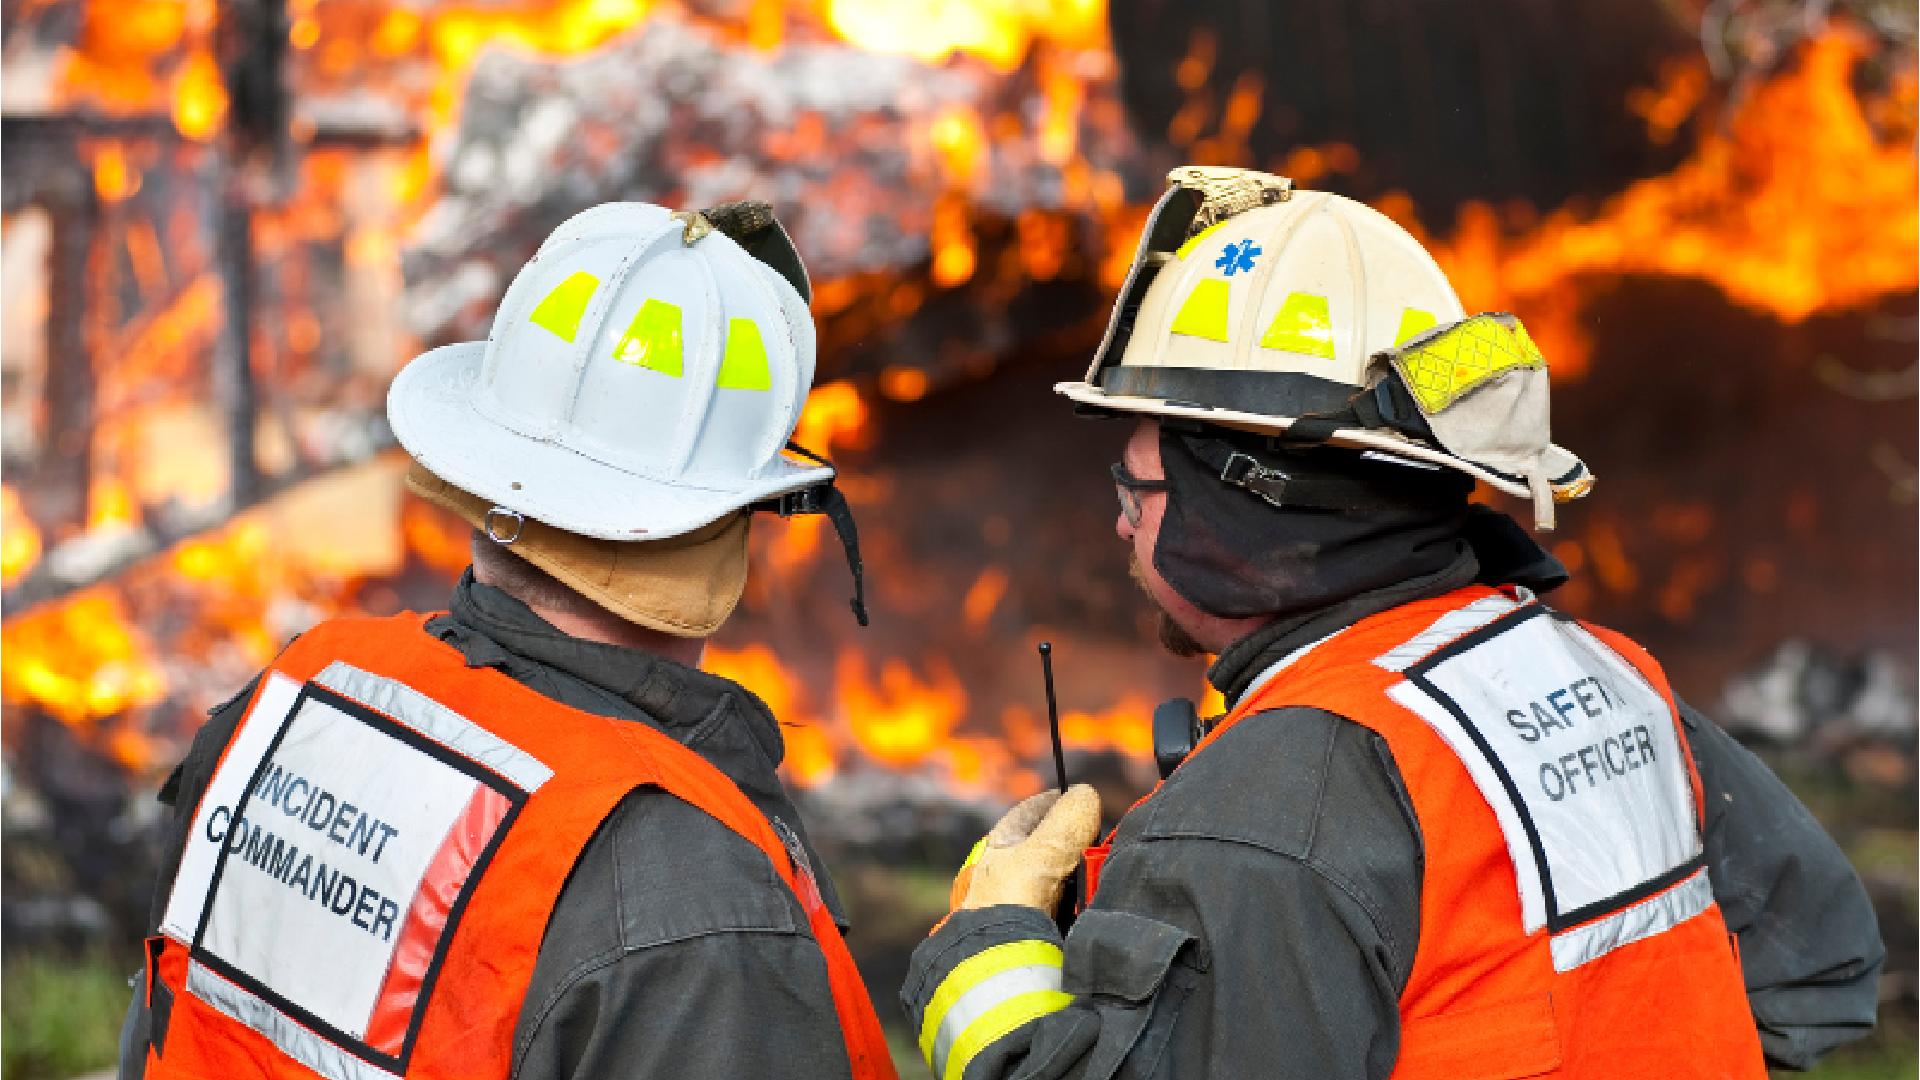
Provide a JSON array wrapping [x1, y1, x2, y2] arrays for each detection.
[[0, 0, 1915, 1075]]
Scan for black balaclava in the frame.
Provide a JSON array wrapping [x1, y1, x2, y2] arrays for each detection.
[[1152, 425, 1479, 620]]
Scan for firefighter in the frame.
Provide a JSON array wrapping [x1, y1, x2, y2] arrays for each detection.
[[902, 167, 1884, 1079], [119, 201, 897, 1080]]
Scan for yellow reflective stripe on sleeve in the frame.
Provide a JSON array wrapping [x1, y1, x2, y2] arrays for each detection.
[[942, 990, 1074, 1080], [528, 271, 600, 343], [918, 939, 1062, 1065], [1258, 291, 1335, 359], [716, 317, 772, 390], [612, 298, 684, 377], [1169, 279, 1230, 342]]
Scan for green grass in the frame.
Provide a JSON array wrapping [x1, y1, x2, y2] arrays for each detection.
[[2, 952, 131, 1080]]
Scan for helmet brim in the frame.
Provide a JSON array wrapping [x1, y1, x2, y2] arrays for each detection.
[[1054, 380, 1591, 503], [390, 341, 833, 541]]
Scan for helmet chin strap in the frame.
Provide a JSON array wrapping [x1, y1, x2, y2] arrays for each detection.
[[752, 442, 869, 627], [1175, 430, 1469, 513]]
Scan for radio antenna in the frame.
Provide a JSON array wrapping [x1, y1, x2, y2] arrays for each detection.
[[1038, 642, 1067, 793]]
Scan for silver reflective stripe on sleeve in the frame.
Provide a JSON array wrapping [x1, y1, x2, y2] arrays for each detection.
[[919, 940, 1071, 1080], [314, 661, 553, 791], [187, 961, 400, 1080], [1550, 867, 1714, 972]]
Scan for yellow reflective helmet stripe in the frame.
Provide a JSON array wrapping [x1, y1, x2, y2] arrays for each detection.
[[918, 939, 1064, 1072], [528, 271, 600, 343], [1174, 219, 1230, 261], [941, 990, 1074, 1080], [1392, 313, 1546, 414], [1393, 307, 1438, 346], [612, 298, 684, 377], [1169, 279, 1231, 342], [1258, 291, 1335, 360], [716, 318, 772, 391]]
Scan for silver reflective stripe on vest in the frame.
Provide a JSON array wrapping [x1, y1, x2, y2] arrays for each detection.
[[1550, 867, 1713, 972], [1371, 592, 1524, 672], [1237, 627, 1347, 705], [187, 961, 400, 1080], [314, 661, 553, 791]]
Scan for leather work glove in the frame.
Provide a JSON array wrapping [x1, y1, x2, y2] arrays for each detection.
[[949, 784, 1101, 914]]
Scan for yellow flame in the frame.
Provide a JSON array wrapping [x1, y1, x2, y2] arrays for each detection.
[[822, 0, 1107, 71], [2, 486, 44, 587], [1, 591, 169, 725], [171, 49, 228, 141], [836, 651, 967, 768]]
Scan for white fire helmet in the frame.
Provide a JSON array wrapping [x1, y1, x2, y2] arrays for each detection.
[[389, 201, 834, 543], [1058, 166, 1593, 529]]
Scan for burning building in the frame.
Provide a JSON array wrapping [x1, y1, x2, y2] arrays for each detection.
[[1, 0, 1915, 1058]]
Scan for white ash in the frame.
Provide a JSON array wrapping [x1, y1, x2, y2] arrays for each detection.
[[1718, 639, 1917, 744]]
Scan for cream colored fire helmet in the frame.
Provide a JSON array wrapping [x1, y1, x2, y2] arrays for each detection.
[[389, 200, 867, 626], [1057, 166, 1593, 529]]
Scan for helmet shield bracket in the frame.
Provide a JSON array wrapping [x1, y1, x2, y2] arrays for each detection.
[[1373, 313, 1592, 529], [1088, 167, 1294, 388]]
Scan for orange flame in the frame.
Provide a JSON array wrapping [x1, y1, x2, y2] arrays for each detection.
[[706, 642, 838, 785], [1414, 29, 1917, 377], [835, 650, 967, 769], [792, 380, 872, 458]]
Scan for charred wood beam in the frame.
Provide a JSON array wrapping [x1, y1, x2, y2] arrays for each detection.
[[214, 164, 262, 507], [36, 183, 100, 536], [0, 115, 178, 216], [210, 0, 292, 507]]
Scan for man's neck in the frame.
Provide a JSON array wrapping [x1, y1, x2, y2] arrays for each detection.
[[532, 601, 708, 668]]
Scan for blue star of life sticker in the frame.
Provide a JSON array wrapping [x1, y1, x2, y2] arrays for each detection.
[[1215, 239, 1262, 276]]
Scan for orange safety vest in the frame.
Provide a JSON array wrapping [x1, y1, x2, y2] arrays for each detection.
[[140, 613, 897, 1080], [1093, 585, 1765, 1079]]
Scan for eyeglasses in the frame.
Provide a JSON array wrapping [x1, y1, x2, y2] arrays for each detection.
[[1111, 462, 1173, 528]]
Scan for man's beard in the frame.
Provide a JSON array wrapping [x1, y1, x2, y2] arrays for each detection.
[[1128, 552, 1209, 658]]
